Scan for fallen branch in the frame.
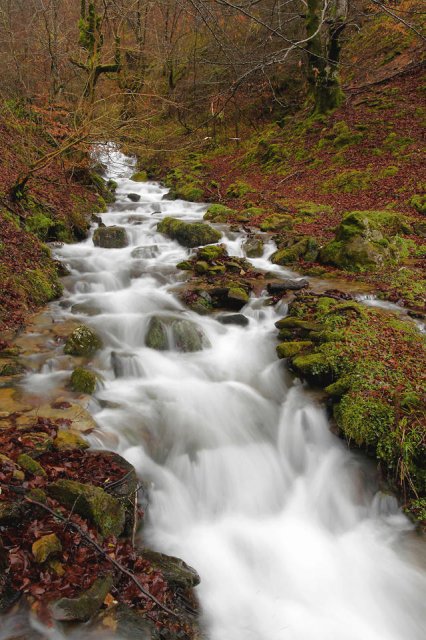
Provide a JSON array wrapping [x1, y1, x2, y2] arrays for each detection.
[[25, 497, 179, 620]]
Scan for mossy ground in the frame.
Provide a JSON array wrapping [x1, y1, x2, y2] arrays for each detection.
[[276, 293, 425, 522]]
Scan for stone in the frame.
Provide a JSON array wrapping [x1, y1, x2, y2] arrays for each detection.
[[47, 480, 126, 538], [93, 226, 128, 248], [145, 316, 168, 350], [276, 341, 313, 359], [196, 244, 227, 261], [267, 279, 309, 294], [271, 236, 318, 265], [70, 367, 98, 394], [0, 454, 25, 481], [64, 325, 102, 357], [16, 402, 97, 433], [171, 319, 210, 352], [243, 237, 264, 258], [157, 216, 222, 247], [227, 287, 250, 309], [130, 171, 148, 182], [17, 454, 46, 477], [32, 534, 62, 563], [0, 502, 24, 525], [0, 388, 32, 418], [141, 549, 200, 589], [50, 575, 113, 622], [92, 604, 160, 639], [53, 430, 89, 451], [71, 302, 102, 316], [127, 193, 141, 202], [217, 313, 249, 326]]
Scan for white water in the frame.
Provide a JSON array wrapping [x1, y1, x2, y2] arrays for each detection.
[[15, 147, 426, 639]]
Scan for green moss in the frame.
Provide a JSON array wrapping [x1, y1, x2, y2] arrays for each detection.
[[204, 204, 235, 222], [335, 394, 394, 447], [145, 316, 168, 350], [176, 260, 193, 270], [197, 244, 227, 261], [157, 217, 221, 247], [318, 121, 364, 150], [271, 236, 318, 264], [17, 268, 62, 305], [54, 430, 89, 451], [130, 171, 148, 182], [291, 352, 334, 385], [17, 453, 46, 477], [322, 169, 373, 193], [295, 202, 334, 217], [32, 533, 62, 563], [276, 341, 313, 358], [226, 181, 252, 198], [259, 214, 293, 232], [64, 325, 102, 357], [380, 165, 399, 177], [70, 367, 97, 394], [410, 194, 426, 215]]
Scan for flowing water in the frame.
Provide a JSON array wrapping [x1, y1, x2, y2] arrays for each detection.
[[13, 147, 426, 639]]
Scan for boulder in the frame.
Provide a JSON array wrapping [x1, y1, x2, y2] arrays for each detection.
[[47, 480, 125, 538], [17, 454, 46, 477], [141, 549, 200, 589], [127, 193, 141, 202], [227, 287, 250, 309], [50, 575, 113, 622], [271, 236, 318, 265], [53, 430, 89, 451], [171, 319, 210, 352], [64, 325, 102, 357], [92, 604, 160, 639], [32, 534, 62, 563], [145, 316, 169, 350], [93, 225, 128, 248], [217, 313, 249, 326], [196, 244, 228, 261], [17, 401, 97, 433], [243, 237, 264, 258], [157, 216, 221, 247], [70, 367, 98, 394], [130, 171, 148, 182], [267, 279, 309, 294]]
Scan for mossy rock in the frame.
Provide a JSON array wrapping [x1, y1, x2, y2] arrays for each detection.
[[157, 217, 221, 248], [50, 575, 113, 622], [32, 533, 62, 563], [141, 549, 200, 589], [324, 377, 352, 397], [47, 480, 125, 538], [93, 225, 128, 248], [271, 236, 318, 265], [197, 244, 228, 261], [17, 454, 46, 477], [275, 317, 322, 333], [0, 360, 25, 376], [291, 352, 334, 386], [176, 260, 193, 270], [243, 237, 264, 258], [227, 287, 249, 309], [0, 454, 24, 481], [259, 214, 293, 232], [334, 394, 394, 447], [204, 204, 235, 222], [276, 341, 313, 359], [226, 181, 252, 198], [53, 430, 89, 451], [0, 502, 24, 524], [410, 194, 426, 215], [145, 316, 168, 350], [70, 367, 97, 394], [130, 171, 148, 182], [64, 325, 102, 357], [171, 319, 210, 352], [194, 261, 210, 274]]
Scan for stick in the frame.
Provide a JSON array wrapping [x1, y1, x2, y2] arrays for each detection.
[[25, 497, 179, 619]]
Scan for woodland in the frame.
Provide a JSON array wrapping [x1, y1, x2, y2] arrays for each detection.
[[0, 1, 425, 639]]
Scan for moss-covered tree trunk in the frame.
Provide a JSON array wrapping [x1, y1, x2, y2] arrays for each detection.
[[305, 0, 348, 113]]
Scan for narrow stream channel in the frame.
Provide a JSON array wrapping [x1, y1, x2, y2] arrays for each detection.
[[17, 147, 426, 639]]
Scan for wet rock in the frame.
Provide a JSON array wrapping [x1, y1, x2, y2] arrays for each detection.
[[267, 279, 309, 294], [17, 454, 46, 477], [16, 401, 97, 433], [157, 216, 222, 248], [141, 549, 200, 589], [171, 319, 210, 352], [64, 325, 102, 357], [0, 388, 32, 418], [99, 451, 141, 536], [92, 604, 160, 639], [227, 287, 250, 309], [93, 225, 128, 248], [53, 260, 71, 277], [32, 533, 62, 563], [50, 575, 113, 622], [130, 171, 148, 182], [131, 245, 159, 259], [276, 341, 313, 359], [53, 430, 89, 451], [196, 244, 228, 261], [217, 313, 249, 326], [127, 193, 141, 202], [71, 302, 102, 316], [271, 236, 318, 265], [70, 367, 98, 394], [0, 359, 25, 377], [243, 237, 264, 258], [145, 316, 169, 350], [47, 480, 125, 538]]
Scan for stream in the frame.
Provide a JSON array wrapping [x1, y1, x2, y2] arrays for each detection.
[[11, 147, 426, 639]]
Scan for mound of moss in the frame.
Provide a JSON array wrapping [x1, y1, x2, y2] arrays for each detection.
[[275, 293, 426, 521], [64, 326, 102, 357], [70, 367, 97, 394], [157, 217, 221, 247]]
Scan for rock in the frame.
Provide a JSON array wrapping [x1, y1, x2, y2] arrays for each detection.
[[17, 454, 46, 477], [53, 430, 89, 451], [271, 236, 318, 265], [227, 287, 250, 309], [70, 367, 98, 394], [157, 216, 222, 247], [98, 452, 141, 536], [92, 604, 160, 639], [71, 302, 102, 316], [291, 352, 334, 386], [145, 316, 169, 350], [54, 260, 71, 277], [0, 359, 25, 376], [0, 388, 32, 418], [171, 319, 210, 352], [64, 325, 102, 357], [267, 279, 309, 294], [0, 502, 24, 525], [127, 193, 141, 202], [141, 549, 200, 589], [0, 454, 25, 481], [19, 432, 53, 457], [17, 401, 97, 433], [32, 534, 62, 563], [93, 226, 128, 248], [276, 341, 313, 358], [50, 575, 113, 622], [217, 313, 249, 326], [194, 260, 210, 274], [130, 171, 148, 182], [47, 480, 126, 538], [204, 204, 235, 222], [131, 245, 159, 259], [196, 244, 228, 261], [243, 237, 264, 258]]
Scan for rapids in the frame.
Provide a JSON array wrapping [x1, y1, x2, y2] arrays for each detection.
[[13, 147, 426, 639]]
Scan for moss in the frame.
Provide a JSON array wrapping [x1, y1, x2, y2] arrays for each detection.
[[410, 194, 426, 215], [226, 181, 252, 198], [157, 216, 221, 247], [197, 244, 227, 261], [176, 260, 193, 270], [145, 316, 168, 350], [291, 352, 334, 385], [259, 214, 293, 232], [64, 325, 102, 357], [47, 480, 125, 538], [325, 377, 351, 397], [318, 121, 364, 150], [227, 287, 249, 305], [276, 341, 313, 359], [380, 165, 399, 178], [130, 171, 148, 182], [295, 202, 334, 217], [17, 453, 46, 477], [93, 226, 128, 248], [322, 169, 373, 193], [32, 533, 62, 563], [271, 236, 318, 265], [16, 268, 62, 306], [50, 575, 114, 622], [53, 431, 89, 451], [334, 394, 394, 447], [204, 204, 235, 222], [70, 367, 97, 394], [194, 261, 210, 274]]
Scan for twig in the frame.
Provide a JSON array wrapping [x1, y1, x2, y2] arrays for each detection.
[[25, 497, 179, 619]]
